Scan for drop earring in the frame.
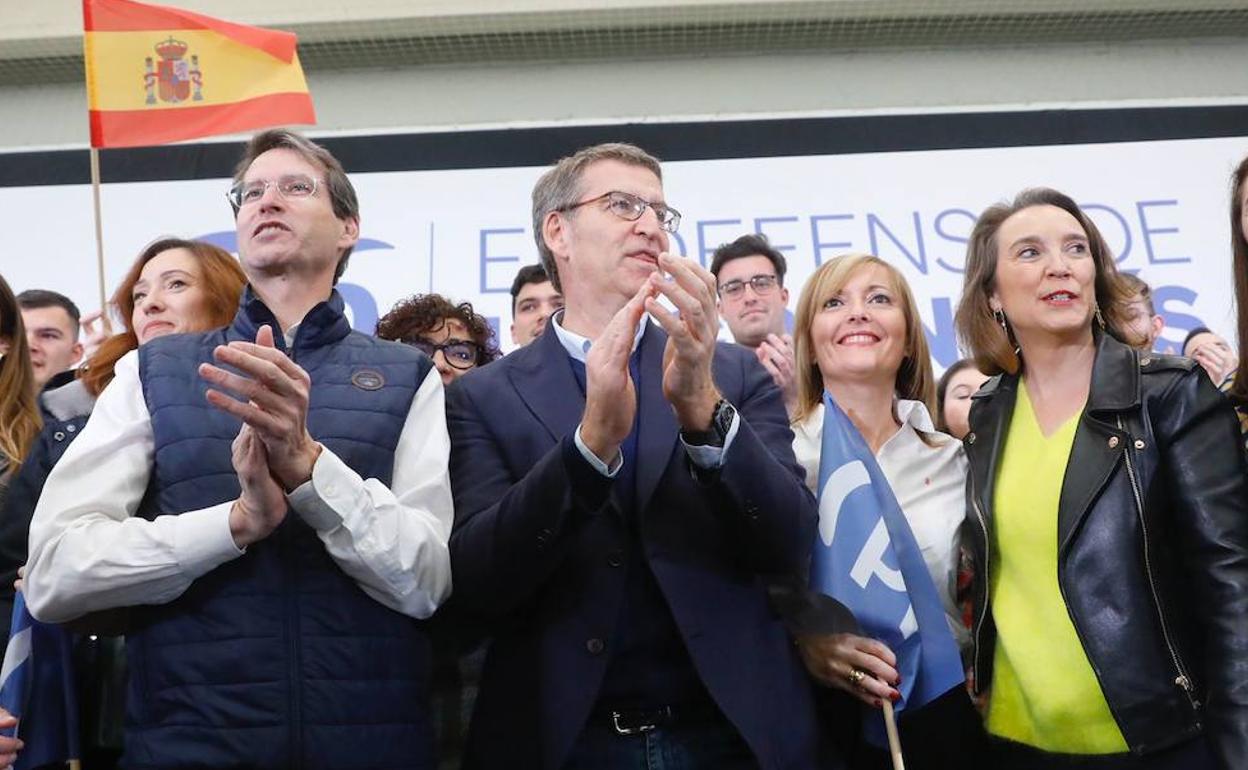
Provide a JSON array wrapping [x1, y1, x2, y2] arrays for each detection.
[[994, 308, 1021, 356]]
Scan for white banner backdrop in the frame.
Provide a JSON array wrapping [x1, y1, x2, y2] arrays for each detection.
[[1, 134, 1244, 364]]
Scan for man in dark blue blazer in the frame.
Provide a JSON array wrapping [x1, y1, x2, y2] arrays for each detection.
[[446, 142, 833, 769]]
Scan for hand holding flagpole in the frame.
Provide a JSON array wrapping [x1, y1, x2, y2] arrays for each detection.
[[808, 392, 966, 760]]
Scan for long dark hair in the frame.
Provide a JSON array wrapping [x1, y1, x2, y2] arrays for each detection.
[[1229, 157, 1248, 404], [0, 273, 41, 470]]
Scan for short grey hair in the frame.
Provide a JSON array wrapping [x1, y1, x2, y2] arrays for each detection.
[[233, 129, 360, 283], [530, 142, 663, 292]]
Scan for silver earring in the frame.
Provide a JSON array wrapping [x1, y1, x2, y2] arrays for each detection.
[[1094, 305, 1106, 328]]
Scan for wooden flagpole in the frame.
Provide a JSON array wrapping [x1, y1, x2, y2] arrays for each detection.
[[89, 147, 108, 314], [882, 700, 906, 770]]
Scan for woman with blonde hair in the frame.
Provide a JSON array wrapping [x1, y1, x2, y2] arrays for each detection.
[[788, 253, 980, 768], [956, 187, 1248, 768]]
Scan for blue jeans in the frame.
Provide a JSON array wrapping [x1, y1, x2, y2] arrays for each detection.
[[562, 716, 758, 770]]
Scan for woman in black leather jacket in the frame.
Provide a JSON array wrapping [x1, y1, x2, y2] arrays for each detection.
[[953, 187, 1248, 769]]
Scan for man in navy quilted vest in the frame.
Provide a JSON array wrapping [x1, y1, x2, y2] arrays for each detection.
[[446, 143, 835, 769], [26, 129, 454, 770]]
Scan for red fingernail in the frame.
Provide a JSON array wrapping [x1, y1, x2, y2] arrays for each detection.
[[890, 691, 901, 702], [873, 699, 883, 708]]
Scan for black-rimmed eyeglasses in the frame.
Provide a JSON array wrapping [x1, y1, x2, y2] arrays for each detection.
[[718, 274, 779, 298], [405, 338, 482, 370], [558, 190, 681, 233]]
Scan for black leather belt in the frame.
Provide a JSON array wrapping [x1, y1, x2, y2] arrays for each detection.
[[594, 702, 719, 736]]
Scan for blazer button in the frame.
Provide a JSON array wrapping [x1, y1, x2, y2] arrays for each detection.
[[607, 550, 623, 568], [535, 527, 555, 547], [53, 431, 65, 441], [966, 432, 976, 444], [586, 638, 605, 655], [1134, 439, 1146, 450], [66, 424, 76, 433], [1107, 436, 1120, 449]]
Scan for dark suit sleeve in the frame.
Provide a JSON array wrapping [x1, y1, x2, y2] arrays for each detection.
[[446, 380, 614, 618], [704, 348, 818, 575], [1154, 368, 1248, 769]]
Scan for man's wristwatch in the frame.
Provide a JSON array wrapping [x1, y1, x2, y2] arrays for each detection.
[[680, 398, 735, 447]]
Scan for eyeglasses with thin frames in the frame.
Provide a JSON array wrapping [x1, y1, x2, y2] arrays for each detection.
[[405, 338, 482, 370], [558, 190, 681, 233], [226, 174, 321, 211], [718, 274, 779, 299]]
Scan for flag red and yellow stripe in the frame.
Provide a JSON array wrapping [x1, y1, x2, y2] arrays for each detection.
[[83, 0, 315, 148]]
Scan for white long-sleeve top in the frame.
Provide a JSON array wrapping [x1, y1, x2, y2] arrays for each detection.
[[26, 348, 454, 623]]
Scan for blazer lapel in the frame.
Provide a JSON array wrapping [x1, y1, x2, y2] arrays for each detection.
[[635, 323, 680, 513], [508, 324, 585, 444]]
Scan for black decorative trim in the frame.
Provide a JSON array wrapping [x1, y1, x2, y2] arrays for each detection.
[[4, 104, 1248, 187]]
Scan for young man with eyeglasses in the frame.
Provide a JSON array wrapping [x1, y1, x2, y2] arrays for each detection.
[[710, 234, 798, 417], [376, 293, 501, 385], [445, 143, 830, 769], [27, 129, 454, 769]]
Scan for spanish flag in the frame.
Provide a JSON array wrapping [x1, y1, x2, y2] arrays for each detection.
[[83, 0, 316, 148]]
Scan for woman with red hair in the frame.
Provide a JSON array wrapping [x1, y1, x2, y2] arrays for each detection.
[[0, 238, 246, 769]]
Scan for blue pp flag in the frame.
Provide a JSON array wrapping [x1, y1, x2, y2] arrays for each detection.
[[0, 593, 79, 770], [810, 392, 964, 743]]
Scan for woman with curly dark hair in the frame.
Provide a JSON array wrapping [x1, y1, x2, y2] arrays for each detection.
[[377, 297, 499, 770], [376, 293, 501, 386]]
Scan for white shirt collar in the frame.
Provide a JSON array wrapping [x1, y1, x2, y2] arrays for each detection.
[[795, 398, 939, 450], [551, 309, 647, 364], [894, 398, 936, 433]]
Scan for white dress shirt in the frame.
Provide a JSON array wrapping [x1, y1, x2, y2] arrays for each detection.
[[792, 399, 970, 652], [26, 348, 454, 623], [552, 312, 740, 475]]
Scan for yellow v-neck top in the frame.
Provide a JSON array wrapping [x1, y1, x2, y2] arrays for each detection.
[[986, 380, 1128, 753]]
